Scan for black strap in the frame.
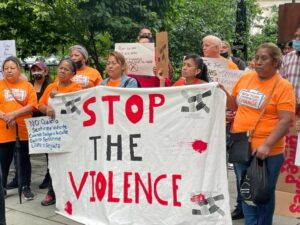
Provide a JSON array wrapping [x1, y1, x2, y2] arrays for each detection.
[[123, 77, 140, 88]]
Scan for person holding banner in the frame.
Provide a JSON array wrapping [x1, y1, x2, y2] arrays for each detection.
[[0, 56, 37, 201], [38, 58, 82, 206], [100, 51, 139, 88], [202, 35, 239, 70], [223, 43, 295, 225], [156, 54, 208, 87], [69, 45, 103, 88]]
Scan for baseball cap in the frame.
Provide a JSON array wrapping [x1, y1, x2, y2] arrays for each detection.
[[31, 61, 47, 70]]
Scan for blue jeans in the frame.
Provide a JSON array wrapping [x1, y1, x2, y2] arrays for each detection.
[[234, 153, 284, 225]]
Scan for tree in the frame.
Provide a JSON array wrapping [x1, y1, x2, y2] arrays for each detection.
[[167, 0, 260, 79]]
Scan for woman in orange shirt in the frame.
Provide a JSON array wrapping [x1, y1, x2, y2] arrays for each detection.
[[100, 51, 139, 88], [0, 56, 37, 201], [156, 53, 209, 87], [69, 45, 103, 88], [223, 43, 295, 225], [38, 58, 82, 206]]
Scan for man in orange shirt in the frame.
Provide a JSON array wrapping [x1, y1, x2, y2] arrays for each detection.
[[202, 35, 239, 70]]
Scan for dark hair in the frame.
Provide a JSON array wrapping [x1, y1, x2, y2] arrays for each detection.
[[184, 54, 209, 82], [58, 58, 77, 75], [2, 56, 22, 72], [256, 43, 282, 69]]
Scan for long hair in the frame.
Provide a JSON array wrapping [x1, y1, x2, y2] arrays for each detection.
[[184, 54, 209, 82]]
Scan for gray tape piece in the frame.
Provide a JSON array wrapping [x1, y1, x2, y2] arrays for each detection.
[[192, 194, 225, 216], [61, 96, 81, 115]]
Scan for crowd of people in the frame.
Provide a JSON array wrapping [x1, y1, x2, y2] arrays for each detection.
[[0, 24, 300, 225]]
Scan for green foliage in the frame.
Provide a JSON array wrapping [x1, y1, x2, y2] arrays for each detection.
[[0, 0, 265, 76], [168, 0, 260, 79], [248, 6, 278, 60]]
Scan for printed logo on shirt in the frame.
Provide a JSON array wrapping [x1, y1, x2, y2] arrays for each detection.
[[237, 89, 265, 109], [4, 89, 27, 102], [72, 75, 89, 87]]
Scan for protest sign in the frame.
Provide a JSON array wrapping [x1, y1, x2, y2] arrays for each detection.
[[25, 116, 78, 154], [0, 40, 16, 79], [275, 116, 300, 218], [115, 43, 155, 76], [31, 84, 231, 225], [203, 57, 246, 93], [156, 32, 169, 78], [296, 133, 300, 166]]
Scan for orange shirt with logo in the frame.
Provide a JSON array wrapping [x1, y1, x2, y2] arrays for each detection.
[[0, 80, 38, 142], [72, 66, 102, 88], [39, 81, 82, 106], [232, 71, 295, 155]]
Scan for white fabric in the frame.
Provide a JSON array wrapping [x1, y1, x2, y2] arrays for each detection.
[[30, 83, 231, 225]]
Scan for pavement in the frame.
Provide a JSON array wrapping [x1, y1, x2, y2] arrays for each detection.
[[4, 154, 299, 225]]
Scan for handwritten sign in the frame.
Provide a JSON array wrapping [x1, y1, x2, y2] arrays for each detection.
[[36, 84, 233, 225], [203, 57, 245, 93], [115, 43, 155, 76], [25, 116, 77, 154], [0, 40, 16, 79], [156, 32, 169, 78]]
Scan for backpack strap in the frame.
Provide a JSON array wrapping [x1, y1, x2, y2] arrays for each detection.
[[123, 77, 141, 88]]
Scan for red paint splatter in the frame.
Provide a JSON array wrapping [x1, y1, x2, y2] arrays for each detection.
[[192, 139, 207, 153], [64, 201, 73, 215], [190, 193, 206, 203]]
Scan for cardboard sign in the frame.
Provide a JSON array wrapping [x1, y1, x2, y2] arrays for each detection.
[[275, 116, 300, 218], [0, 40, 16, 79], [115, 43, 155, 76], [156, 32, 169, 78], [295, 133, 300, 166], [36, 84, 232, 225]]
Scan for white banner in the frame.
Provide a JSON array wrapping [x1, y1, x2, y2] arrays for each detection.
[[115, 43, 155, 76], [27, 84, 231, 225], [0, 40, 16, 79]]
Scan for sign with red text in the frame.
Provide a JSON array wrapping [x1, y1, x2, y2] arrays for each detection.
[[275, 116, 300, 218], [115, 43, 155, 76], [295, 133, 300, 166], [203, 57, 245, 93], [29, 84, 231, 225]]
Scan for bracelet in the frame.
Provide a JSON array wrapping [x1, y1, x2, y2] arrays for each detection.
[[13, 111, 17, 117]]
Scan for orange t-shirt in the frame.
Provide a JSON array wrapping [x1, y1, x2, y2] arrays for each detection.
[[39, 81, 82, 106], [106, 79, 122, 87], [0, 80, 38, 142], [227, 60, 239, 70], [173, 78, 205, 86], [232, 71, 295, 155], [72, 66, 102, 88]]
